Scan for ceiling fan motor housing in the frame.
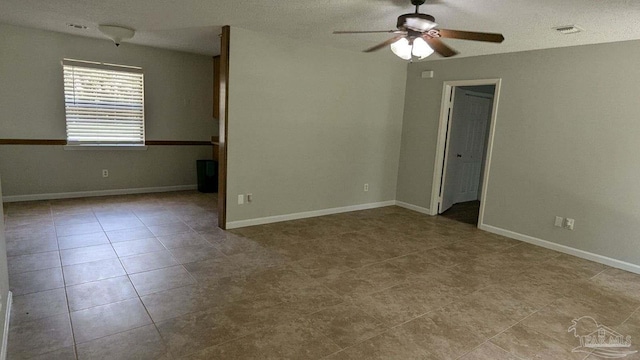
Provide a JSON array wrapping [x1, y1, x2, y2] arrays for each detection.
[[397, 13, 436, 30]]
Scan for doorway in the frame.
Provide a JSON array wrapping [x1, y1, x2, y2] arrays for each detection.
[[430, 79, 501, 227]]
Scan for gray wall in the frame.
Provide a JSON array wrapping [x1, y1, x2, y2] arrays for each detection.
[[226, 27, 407, 223], [397, 39, 640, 265], [0, 23, 215, 197]]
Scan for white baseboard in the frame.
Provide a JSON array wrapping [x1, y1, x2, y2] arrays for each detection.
[[1, 291, 12, 360], [2, 185, 197, 203], [226, 200, 397, 229], [479, 224, 640, 275], [395, 201, 432, 215]]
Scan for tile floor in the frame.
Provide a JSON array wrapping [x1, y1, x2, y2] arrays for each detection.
[[440, 201, 480, 226], [3, 191, 640, 359]]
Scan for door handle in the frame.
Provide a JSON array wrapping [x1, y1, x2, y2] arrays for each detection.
[[456, 154, 462, 158]]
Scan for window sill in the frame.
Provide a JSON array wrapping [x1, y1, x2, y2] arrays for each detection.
[[63, 145, 148, 151]]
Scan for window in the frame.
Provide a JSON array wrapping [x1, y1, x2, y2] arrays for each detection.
[[63, 59, 145, 146]]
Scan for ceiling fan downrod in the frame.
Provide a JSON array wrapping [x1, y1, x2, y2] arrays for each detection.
[[411, 0, 426, 13]]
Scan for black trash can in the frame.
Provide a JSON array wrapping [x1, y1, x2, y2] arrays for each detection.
[[196, 160, 218, 193]]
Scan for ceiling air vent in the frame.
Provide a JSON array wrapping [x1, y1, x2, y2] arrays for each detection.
[[67, 23, 88, 30], [553, 25, 582, 35]]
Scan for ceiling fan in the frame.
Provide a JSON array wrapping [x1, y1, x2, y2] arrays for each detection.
[[334, 0, 504, 60]]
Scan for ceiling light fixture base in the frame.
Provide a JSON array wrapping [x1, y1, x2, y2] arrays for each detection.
[[98, 25, 135, 47]]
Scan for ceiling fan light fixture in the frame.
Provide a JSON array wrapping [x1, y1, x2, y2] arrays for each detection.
[[405, 17, 437, 32], [390, 37, 434, 60], [412, 37, 434, 59], [390, 38, 412, 60], [98, 25, 135, 46]]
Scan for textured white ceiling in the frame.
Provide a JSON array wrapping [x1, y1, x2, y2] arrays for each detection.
[[1, 0, 640, 59]]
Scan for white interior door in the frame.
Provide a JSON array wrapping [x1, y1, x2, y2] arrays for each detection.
[[440, 88, 493, 213]]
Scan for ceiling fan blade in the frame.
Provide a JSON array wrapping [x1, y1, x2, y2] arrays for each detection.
[[437, 29, 505, 43], [333, 30, 400, 34], [364, 36, 404, 52], [423, 37, 458, 57]]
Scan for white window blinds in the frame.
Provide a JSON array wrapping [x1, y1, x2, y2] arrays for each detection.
[[63, 59, 145, 145]]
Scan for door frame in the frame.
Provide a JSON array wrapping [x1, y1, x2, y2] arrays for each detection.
[[429, 79, 502, 227], [217, 26, 230, 229]]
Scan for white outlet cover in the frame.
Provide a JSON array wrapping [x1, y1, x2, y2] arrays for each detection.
[[564, 218, 575, 230], [238, 194, 244, 205], [554, 216, 563, 227]]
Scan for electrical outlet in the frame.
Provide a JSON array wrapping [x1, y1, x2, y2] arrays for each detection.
[[564, 218, 575, 230], [247, 193, 253, 203], [238, 194, 244, 205], [102, 169, 109, 178], [364, 183, 369, 192], [554, 216, 563, 227]]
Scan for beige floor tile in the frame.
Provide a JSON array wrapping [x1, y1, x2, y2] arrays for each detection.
[[10, 288, 68, 325], [168, 243, 224, 264], [4, 215, 52, 230], [57, 231, 110, 250], [111, 237, 166, 257], [459, 342, 520, 360], [148, 222, 192, 236], [137, 213, 183, 226], [183, 257, 245, 283], [590, 268, 640, 302], [105, 227, 155, 242], [157, 231, 209, 249], [71, 298, 152, 344], [6, 236, 58, 257], [76, 325, 169, 360], [353, 279, 460, 325], [307, 303, 386, 348], [225, 247, 288, 272], [399, 314, 486, 359], [491, 323, 587, 360], [66, 276, 138, 311], [185, 316, 341, 360], [202, 231, 266, 255], [98, 217, 145, 231], [9, 267, 64, 295], [184, 218, 219, 233], [28, 346, 77, 360], [8, 251, 61, 274], [56, 222, 104, 237], [5, 226, 56, 242], [53, 213, 98, 226], [129, 265, 195, 296], [156, 307, 245, 357], [427, 298, 518, 341], [274, 283, 344, 316], [320, 262, 411, 299], [120, 249, 179, 274], [385, 253, 444, 275], [8, 313, 74, 359], [140, 285, 212, 322], [519, 295, 630, 347], [323, 327, 430, 360], [60, 244, 116, 266], [295, 249, 380, 279], [499, 243, 563, 263], [542, 253, 609, 278], [63, 258, 126, 286], [462, 285, 541, 322]]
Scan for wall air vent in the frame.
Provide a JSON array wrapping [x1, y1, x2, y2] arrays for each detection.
[[553, 25, 582, 35]]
